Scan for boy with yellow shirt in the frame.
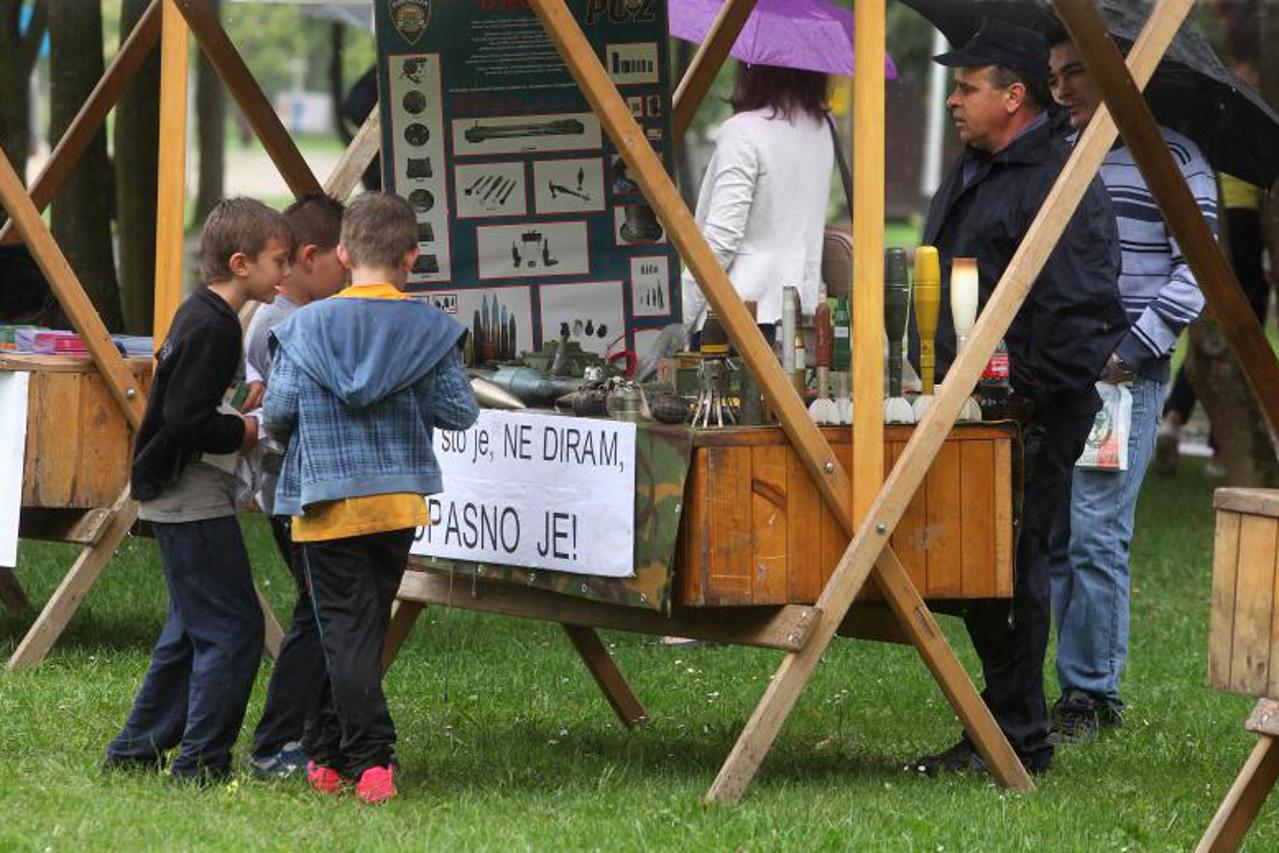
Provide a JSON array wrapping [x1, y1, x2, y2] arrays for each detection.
[[263, 193, 478, 803]]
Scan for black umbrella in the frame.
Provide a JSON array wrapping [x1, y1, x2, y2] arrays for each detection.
[[898, 0, 1279, 187]]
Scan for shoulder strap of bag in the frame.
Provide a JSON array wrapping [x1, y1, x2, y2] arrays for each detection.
[[826, 112, 853, 212]]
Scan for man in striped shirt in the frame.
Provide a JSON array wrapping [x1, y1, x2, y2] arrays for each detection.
[[1046, 33, 1218, 741]]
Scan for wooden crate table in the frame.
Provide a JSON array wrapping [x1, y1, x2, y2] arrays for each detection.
[[390, 420, 1018, 717], [0, 352, 284, 668], [1200, 489, 1279, 851]]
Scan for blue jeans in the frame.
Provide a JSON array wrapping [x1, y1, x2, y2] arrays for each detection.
[[105, 517, 264, 780], [1050, 377, 1163, 703]]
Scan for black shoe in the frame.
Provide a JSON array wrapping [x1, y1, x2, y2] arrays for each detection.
[[911, 739, 1053, 777], [102, 753, 164, 774], [1051, 689, 1124, 743]]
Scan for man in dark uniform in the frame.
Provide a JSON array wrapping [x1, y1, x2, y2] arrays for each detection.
[[910, 18, 1128, 776]]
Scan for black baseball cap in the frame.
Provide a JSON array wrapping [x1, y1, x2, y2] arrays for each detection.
[[933, 17, 1049, 82]]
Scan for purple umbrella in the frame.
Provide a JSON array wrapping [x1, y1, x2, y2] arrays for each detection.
[[670, 0, 897, 79]]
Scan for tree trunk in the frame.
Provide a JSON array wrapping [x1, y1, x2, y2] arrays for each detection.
[[48, 0, 123, 331], [114, 0, 160, 335], [0, 0, 46, 191], [194, 0, 224, 224], [329, 21, 349, 145]]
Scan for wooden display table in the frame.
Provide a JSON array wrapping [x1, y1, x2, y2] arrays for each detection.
[[1200, 488, 1279, 851]]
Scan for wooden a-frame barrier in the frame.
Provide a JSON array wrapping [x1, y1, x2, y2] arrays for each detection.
[[2, 0, 1272, 810]]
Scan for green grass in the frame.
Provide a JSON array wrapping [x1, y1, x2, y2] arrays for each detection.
[[0, 458, 1269, 850]]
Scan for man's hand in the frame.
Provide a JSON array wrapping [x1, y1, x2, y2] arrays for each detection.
[[241, 380, 265, 412], [1102, 353, 1135, 385], [239, 414, 260, 452]]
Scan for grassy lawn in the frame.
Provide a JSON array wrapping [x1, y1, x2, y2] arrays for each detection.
[[0, 457, 1269, 850]]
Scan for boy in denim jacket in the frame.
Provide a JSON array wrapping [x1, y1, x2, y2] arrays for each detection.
[[264, 192, 477, 803]]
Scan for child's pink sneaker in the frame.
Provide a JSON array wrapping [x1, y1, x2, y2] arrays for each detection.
[[307, 761, 344, 796], [355, 764, 396, 804]]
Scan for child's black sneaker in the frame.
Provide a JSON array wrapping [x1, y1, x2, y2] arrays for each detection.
[[1051, 689, 1124, 743], [248, 741, 308, 780]]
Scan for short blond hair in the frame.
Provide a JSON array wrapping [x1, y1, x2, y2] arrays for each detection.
[[340, 193, 417, 269]]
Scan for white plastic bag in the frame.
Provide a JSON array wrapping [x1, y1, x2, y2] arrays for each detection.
[[1076, 381, 1132, 471]]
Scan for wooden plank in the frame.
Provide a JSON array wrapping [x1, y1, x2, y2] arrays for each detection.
[[850, 0, 886, 526], [671, 0, 757, 139], [0, 571, 30, 614], [76, 371, 132, 507], [787, 447, 823, 603], [153, 0, 190, 345], [0, 0, 162, 245], [1229, 515, 1277, 696], [702, 0, 1189, 804], [174, 0, 322, 200], [0, 354, 153, 375], [397, 568, 821, 653], [1209, 512, 1242, 691], [1196, 734, 1279, 853], [1216, 489, 1279, 518], [706, 447, 753, 604], [925, 441, 963, 597], [19, 507, 113, 546], [1246, 698, 1279, 737], [562, 624, 649, 728], [677, 449, 709, 606], [256, 586, 283, 660], [1269, 545, 1279, 699], [891, 440, 929, 595], [1055, 0, 1279, 438], [751, 445, 789, 605], [960, 440, 997, 597], [993, 439, 1014, 598], [26, 372, 81, 507], [324, 107, 380, 200], [0, 151, 146, 428], [381, 600, 424, 674], [7, 488, 138, 670], [690, 423, 1012, 448]]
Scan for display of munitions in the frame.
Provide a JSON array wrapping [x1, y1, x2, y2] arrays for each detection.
[[464, 175, 487, 195], [640, 285, 666, 310], [950, 257, 984, 423], [550, 322, 572, 376], [611, 159, 639, 194], [468, 294, 520, 366], [417, 221, 434, 243], [573, 319, 584, 337], [463, 118, 586, 143], [912, 245, 941, 420], [470, 376, 526, 410], [883, 248, 915, 424], [404, 123, 431, 146], [596, 323, 607, 338], [692, 359, 736, 428], [486, 366, 579, 406], [408, 188, 435, 212], [576, 166, 585, 191], [648, 391, 690, 424], [809, 300, 837, 425], [604, 381, 647, 422], [619, 204, 663, 243], [402, 90, 427, 114], [540, 240, 558, 268], [510, 242, 521, 268], [407, 157, 433, 179], [482, 177, 504, 204], [584, 319, 595, 337], [497, 180, 516, 206], [412, 254, 439, 275]]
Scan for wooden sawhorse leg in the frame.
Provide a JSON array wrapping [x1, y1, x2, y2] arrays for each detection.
[[562, 624, 648, 728], [382, 599, 425, 674], [1198, 734, 1279, 852], [0, 570, 30, 614], [255, 586, 284, 660]]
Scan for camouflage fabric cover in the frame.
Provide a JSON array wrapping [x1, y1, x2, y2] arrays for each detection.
[[409, 424, 692, 613]]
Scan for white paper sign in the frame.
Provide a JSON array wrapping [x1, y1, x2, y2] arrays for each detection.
[[1, 371, 31, 568], [411, 410, 637, 577]]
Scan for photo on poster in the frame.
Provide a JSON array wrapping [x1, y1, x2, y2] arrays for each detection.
[[455, 162, 526, 219], [538, 281, 626, 358], [613, 205, 666, 246], [425, 286, 534, 364], [387, 53, 451, 283], [451, 112, 603, 157], [476, 221, 590, 280], [629, 256, 670, 318], [532, 158, 605, 215], [605, 43, 660, 85], [609, 155, 641, 199]]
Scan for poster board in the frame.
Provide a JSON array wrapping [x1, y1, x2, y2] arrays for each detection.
[[0, 372, 30, 568], [373, 0, 681, 366]]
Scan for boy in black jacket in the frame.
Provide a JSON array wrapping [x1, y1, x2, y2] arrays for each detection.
[[105, 198, 291, 784]]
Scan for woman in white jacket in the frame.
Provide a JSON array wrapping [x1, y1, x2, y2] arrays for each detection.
[[682, 64, 835, 334]]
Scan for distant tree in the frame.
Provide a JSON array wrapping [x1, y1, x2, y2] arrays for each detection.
[[194, 0, 225, 224], [0, 0, 46, 186], [114, 0, 159, 334], [48, 0, 122, 330]]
